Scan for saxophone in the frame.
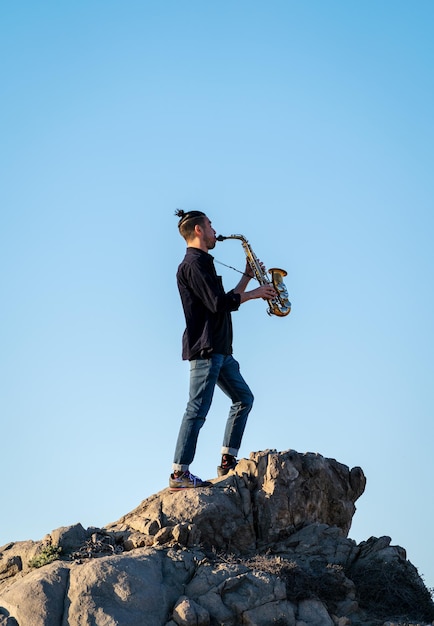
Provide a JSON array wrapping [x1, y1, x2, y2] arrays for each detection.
[[217, 234, 291, 317]]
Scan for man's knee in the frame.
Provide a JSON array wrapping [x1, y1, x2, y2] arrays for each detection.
[[244, 390, 254, 410]]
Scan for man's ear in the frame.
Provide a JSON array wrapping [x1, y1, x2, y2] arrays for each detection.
[[194, 223, 203, 236]]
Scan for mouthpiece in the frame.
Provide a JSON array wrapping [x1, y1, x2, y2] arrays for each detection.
[[216, 235, 226, 241]]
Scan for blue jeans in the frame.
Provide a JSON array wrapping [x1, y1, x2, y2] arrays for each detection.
[[173, 354, 254, 472]]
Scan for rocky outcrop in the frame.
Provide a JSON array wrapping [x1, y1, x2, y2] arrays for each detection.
[[0, 449, 433, 626], [112, 449, 366, 554]]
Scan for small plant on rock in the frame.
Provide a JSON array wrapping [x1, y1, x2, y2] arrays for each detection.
[[28, 545, 62, 569]]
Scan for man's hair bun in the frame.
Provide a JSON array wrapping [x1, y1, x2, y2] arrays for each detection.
[[175, 209, 206, 228]]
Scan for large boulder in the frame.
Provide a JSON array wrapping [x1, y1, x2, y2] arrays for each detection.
[[112, 449, 366, 553]]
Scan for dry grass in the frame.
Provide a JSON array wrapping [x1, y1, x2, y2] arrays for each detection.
[[351, 560, 434, 624], [210, 550, 434, 624]]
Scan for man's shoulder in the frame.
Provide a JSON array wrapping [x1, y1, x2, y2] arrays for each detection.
[[177, 249, 215, 287]]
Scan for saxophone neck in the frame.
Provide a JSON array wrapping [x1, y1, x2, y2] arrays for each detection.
[[217, 234, 248, 244]]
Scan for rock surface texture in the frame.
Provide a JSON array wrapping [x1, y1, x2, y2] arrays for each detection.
[[1, 449, 433, 626]]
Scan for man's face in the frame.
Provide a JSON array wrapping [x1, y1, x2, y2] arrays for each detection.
[[201, 217, 217, 250]]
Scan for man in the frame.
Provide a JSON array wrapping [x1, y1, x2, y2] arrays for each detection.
[[170, 209, 277, 490]]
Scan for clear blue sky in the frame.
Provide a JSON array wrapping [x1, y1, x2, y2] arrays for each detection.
[[1, 1, 433, 589]]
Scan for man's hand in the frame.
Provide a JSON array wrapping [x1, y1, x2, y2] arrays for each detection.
[[239, 283, 277, 303], [253, 284, 277, 300], [244, 261, 255, 279], [245, 259, 266, 280]]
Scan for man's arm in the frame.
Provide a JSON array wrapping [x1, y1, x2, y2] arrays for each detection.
[[233, 261, 277, 304]]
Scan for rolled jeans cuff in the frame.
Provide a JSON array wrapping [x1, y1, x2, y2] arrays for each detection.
[[221, 446, 239, 457], [172, 463, 189, 473]]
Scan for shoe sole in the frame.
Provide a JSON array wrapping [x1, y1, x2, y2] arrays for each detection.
[[169, 483, 212, 492]]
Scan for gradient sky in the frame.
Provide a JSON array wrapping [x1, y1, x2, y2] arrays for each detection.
[[1, 1, 433, 589]]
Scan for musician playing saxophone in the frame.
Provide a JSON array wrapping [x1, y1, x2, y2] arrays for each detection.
[[169, 209, 277, 491]]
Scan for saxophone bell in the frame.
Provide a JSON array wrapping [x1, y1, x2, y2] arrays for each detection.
[[267, 267, 291, 316]]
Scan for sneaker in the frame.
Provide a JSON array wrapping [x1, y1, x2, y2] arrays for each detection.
[[217, 454, 238, 477], [169, 470, 212, 492]]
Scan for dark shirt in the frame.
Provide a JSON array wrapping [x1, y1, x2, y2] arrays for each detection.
[[177, 247, 241, 360]]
